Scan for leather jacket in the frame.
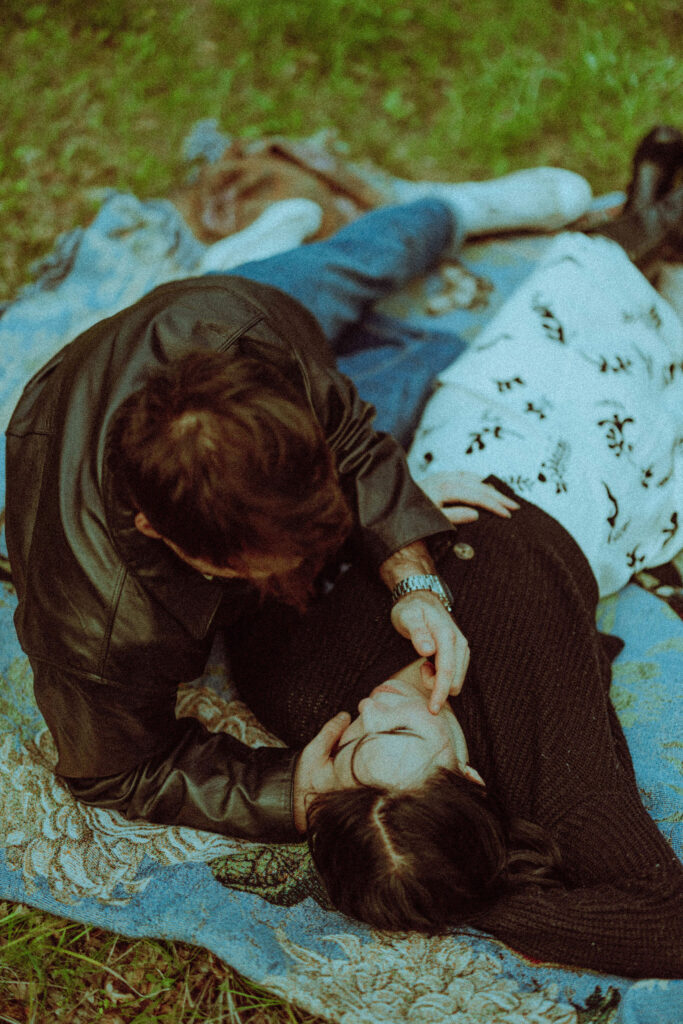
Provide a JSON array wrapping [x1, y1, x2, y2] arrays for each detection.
[[5, 275, 451, 840]]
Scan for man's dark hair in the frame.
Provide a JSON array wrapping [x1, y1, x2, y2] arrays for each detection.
[[307, 768, 562, 932], [109, 351, 352, 607]]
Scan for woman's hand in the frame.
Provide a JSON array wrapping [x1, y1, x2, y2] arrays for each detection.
[[418, 471, 519, 523], [293, 711, 351, 832]]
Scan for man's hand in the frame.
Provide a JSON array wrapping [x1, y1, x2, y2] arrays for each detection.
[[378, 476, 518, 710], [380, 539, 469, 713], [380, 539, 471, 712], [293, 711, 351, 832], [390, 590, 469, 713], [418, 471, 519, 524]]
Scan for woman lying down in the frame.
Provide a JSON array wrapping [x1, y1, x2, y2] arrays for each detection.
[[226, 226, 683, 980]]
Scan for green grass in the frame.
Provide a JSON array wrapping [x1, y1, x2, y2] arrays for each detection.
[[1, 0, 681, 302], [0, 1, 682, 1019], [0, 901, 326, 1023]]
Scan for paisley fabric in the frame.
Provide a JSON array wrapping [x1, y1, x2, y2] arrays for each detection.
[[0, 133, 681, 1022]]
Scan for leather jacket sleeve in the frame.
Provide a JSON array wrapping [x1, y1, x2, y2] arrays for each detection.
[[32, 659, 300, 842], [472, 870, 683, 978], [67, 719, 300, 842], [6, 275, 452, 842]]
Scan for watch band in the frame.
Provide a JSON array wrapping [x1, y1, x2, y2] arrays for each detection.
[[390, 574, 453, 612]]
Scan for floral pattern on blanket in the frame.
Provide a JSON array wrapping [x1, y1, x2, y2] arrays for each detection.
[[0, 685, 275, 905], [262, 931, 602, 1024], [0, 535, 680, 1024], [0, 653, 621, 1024]]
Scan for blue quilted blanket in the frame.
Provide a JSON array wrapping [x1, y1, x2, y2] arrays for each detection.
[[0, 133, 681, 1024]]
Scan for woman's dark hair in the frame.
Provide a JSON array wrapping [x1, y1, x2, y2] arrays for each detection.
[[109, 351, 352, 609], [307, 768, 562, 932]]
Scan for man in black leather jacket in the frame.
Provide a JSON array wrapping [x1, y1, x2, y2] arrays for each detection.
[[5, 174, 592, 840]]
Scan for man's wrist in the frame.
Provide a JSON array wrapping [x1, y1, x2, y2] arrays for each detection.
[[379, 539, 435, 589], [390, 574, 453, 613]]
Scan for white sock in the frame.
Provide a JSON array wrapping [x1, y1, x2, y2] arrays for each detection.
[[198, 198, 324, 272], [392, 168, 593, 236]]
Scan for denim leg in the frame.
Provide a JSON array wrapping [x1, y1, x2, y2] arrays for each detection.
[[336, 314, 466, 447], [225, 198, 461, 346]]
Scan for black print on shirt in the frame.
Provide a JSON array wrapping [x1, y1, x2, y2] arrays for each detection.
[[626, 545, 646, 571], [525, 401, 547, 420], [605, 481, 619, 531], [531, 294, 565, 344], [466, 424, 504, 453], [603, 481, 630, 544], [495, 376, 524, 393], [597, 412, 635, 457], [416, 450, 435, 474], [639, 463, 672, 489], [581, 348, 634, 372], [537, 440, 570, 494], [663, 511, 679, 545], [584, 354, 633, 375], [663, 361, 683, 386], [465, 411, 525, 454]]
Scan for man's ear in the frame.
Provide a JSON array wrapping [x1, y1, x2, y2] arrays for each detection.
[[134, 511, 162, 540]]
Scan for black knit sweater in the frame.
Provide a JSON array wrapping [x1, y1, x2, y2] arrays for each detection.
[[227, 480, 683, 978], [437, 487, 682, 978]]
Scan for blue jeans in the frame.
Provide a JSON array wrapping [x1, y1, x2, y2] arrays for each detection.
[[220, 199, 468, 446]]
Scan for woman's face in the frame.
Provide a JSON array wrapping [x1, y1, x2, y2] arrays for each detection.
[[329, 671, 483, 791]]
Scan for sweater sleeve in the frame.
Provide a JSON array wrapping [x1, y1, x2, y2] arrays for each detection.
[[473, 870, 683, 978], [474, 783, 683, 978], [448, 493, 653, 819], [439, 499, 683, 976]]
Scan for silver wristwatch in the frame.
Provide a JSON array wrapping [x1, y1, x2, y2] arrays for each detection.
[[390, 574, 453, 613]]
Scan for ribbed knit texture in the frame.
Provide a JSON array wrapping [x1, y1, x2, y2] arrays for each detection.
[[224, 483, 683, 977]]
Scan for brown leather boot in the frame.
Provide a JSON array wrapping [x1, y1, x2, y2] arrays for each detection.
[[594, 184, 683, 268], [624, 125, 683, 214]]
